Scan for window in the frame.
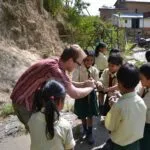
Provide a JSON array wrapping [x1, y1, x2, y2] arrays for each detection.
[[125, 20, 127, 23], [132, 18, 139, 28]]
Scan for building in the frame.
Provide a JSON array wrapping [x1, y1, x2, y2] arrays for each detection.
[[99, 0, 150, 36]]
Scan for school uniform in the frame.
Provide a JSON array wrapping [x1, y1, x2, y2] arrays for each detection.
[[105, 92, 147, 150], [28, 112, 75, 150], [99, 68, 118, 116], [140, 88, 150, 150], [72, 65, 99, 119], [95, 52, 108, 77]]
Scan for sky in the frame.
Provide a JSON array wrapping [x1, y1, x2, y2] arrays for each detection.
[[83, 0, 117, 16]]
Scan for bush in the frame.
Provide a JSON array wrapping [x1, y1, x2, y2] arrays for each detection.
[[43, 0, 63, 16]]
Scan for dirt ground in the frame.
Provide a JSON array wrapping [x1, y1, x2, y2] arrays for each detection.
[[0, 117, 109, 150]]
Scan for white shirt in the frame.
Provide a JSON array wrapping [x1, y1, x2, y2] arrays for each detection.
[[100, 68, 117, 88], [72, 65, 99, 82], [28, 112, 75, 150], [139, 88, 150, 124], [95, 52, 108, 71], [105, 92, 147, 146]]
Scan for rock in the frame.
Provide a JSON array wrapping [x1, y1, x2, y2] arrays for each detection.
[[0, 115, 24, 140], [11, 27, 21, 34], [61, 111, 81, 138], [26, 20, 36, 31]]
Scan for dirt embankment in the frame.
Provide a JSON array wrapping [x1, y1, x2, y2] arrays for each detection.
[[0, 0, 65, 104]]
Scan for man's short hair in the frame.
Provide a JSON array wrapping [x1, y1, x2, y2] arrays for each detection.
[[117, 63, 139, 89], [60, 44, 82, 62]]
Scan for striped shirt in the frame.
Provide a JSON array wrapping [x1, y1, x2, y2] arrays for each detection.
[[10, 58, 70, 111]]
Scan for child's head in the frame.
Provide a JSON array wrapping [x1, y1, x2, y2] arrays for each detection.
[[95, 42, 107, 57], [34, 80, 66, 139], [109, 48, 120, 55], [83, 50, 95, 68], [139, 63, 150, 87], [117, 63, 139, 94], [145, 50, 150, 62], [108, 53, 123, 73]]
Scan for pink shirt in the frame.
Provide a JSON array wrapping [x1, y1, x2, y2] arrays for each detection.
[[10, 58, 70, 111]]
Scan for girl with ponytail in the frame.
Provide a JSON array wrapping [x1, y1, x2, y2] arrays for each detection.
[[28, 80, 75, 150], [94, 42, 108, 77]]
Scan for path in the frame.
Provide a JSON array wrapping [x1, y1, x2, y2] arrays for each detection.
[[0, 117, 109, 150]]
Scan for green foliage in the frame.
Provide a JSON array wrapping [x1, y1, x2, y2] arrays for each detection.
[[42, 0, 126, 50], [0, 103, 14, 117], [43, 0, 63, 16], [73, 16, 103, 49], [124, 42, 135, 55], [135, 60, 144, 68]]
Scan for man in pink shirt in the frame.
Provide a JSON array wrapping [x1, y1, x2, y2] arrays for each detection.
[[10, 44, 95, 129]]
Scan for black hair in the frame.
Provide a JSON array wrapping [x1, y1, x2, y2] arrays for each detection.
[[109, 48, 120, 55], [145, 50, 150, 62], [95, 42, 107, 57], [60, 46, 80, 62], [108, 53, 123, 66], [139, 63, 150, 80], [84, 49, 95, 65], [84, 49, 95, 57], [34, 80, 66, 140], [117, 63, 139, 89]]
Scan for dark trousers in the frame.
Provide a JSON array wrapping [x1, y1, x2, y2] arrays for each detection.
[[140, 123, 150, 150], [99, 95, 110, 116], [112, 140, 140, 150], [13, 103, 32, 130]]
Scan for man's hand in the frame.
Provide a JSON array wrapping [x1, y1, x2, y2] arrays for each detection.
[[84, 79, 96, 88], [96, 81, 104, 91]]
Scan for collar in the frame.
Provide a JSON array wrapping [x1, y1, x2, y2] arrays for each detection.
[[99, 52, 105, 56], [109, 72, 117, 78], [58, 59, 65, 72], [120, 91, 136, 100]]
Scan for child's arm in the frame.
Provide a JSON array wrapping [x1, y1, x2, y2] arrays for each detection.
[[105, 103, 122, 132], [104, 84, 118, 93]]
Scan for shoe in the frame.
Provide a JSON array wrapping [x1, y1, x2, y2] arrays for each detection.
[[87, 134, 95, 145], [97, 139, 113, 150], [100, 116, 105, 125], [80, 130, 87, 140]]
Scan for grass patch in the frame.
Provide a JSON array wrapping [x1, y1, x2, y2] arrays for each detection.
[[0, 103, 14, 117]]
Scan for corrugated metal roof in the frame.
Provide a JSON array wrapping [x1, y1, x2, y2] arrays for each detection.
[[113, 13, 143, 18]]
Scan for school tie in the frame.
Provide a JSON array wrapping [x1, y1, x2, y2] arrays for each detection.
[[87, 68, 91, 79], [109, 74, 116, 87], [141, 88, 149, 98]]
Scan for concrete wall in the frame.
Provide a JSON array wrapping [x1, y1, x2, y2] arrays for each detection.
[[100, 2, 150, 20], [144, 18, 150, 28], [112, 16, 150, 29], [99, 8, 127, 20], [125, 2, 150, 13]]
